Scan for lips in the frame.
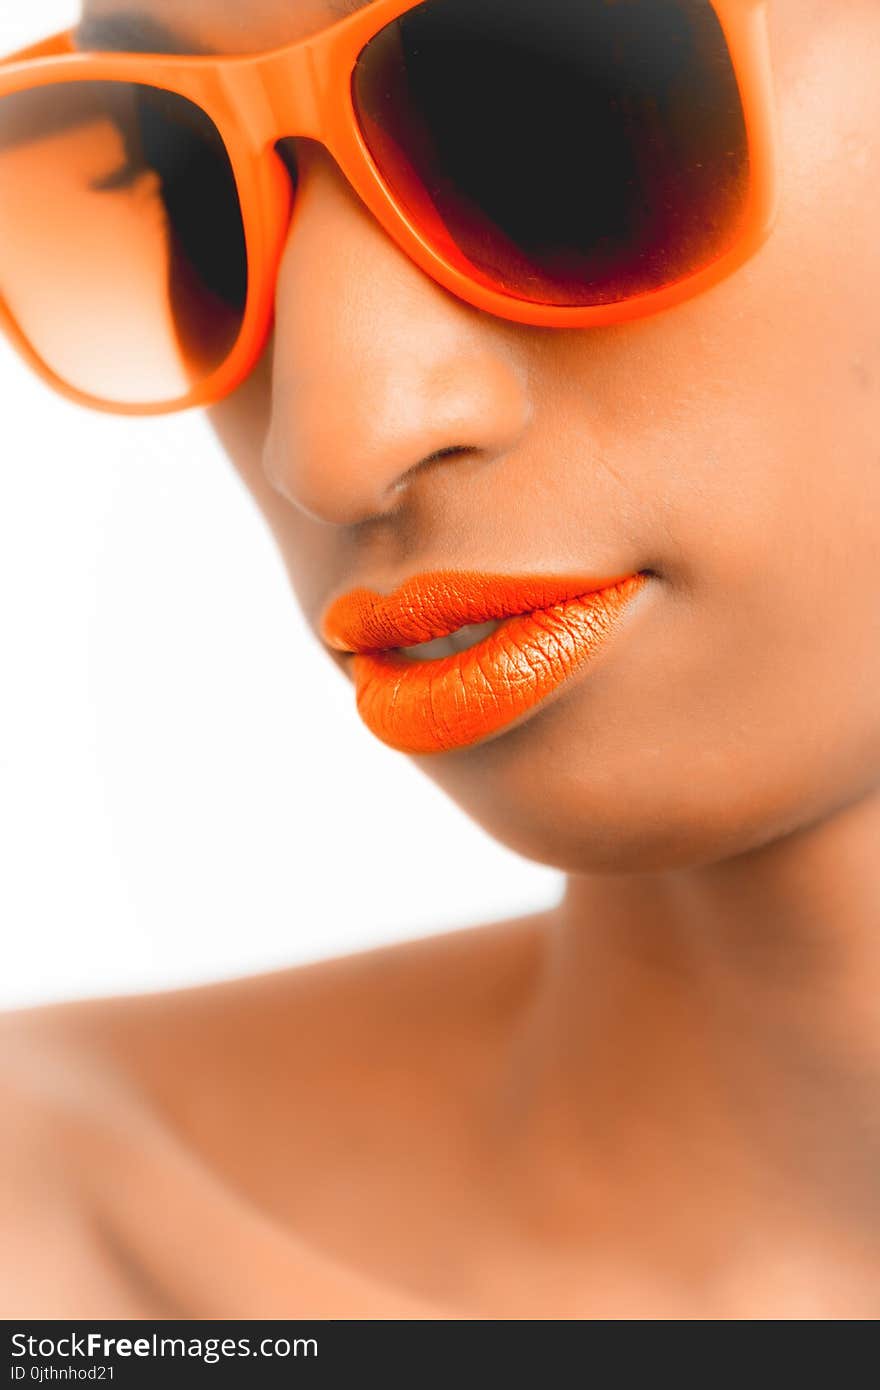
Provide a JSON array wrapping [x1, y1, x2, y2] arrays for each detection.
[[321, 570, 648, 755]]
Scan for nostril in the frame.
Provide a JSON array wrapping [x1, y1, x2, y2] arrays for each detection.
[[421, 444, 473, 467], [387, 444, 479, 498]]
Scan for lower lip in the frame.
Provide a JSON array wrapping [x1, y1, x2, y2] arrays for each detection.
[[350, 572, 648, 755]]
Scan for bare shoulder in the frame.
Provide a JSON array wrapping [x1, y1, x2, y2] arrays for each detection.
[[0, 1011, 178, 1316], [0, 912, 550, 1316], [9, 910, 549, 1124]]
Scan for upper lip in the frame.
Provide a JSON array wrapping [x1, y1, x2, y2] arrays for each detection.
[[320, 569, 643, 654]]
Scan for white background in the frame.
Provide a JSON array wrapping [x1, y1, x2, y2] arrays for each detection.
[[0, 2, 561, 1010]]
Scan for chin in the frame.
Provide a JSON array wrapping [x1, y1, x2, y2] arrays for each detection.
[[414, 680, 850, 878]]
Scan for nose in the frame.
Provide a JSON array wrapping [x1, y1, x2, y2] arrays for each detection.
[[261, 142, 533, 527]]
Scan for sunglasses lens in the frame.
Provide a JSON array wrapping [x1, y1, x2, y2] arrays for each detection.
[[353, 0, 750, 307], [0, 81, 247, 406]]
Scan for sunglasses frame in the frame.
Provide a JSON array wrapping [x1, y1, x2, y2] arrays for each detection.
[[0, 0, 778, 416]]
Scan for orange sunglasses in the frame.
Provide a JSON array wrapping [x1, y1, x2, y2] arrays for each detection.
[[0, 0, 778, 416]]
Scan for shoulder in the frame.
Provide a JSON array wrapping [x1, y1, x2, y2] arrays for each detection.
[[0, 910, 548, 1161], [0, 912, 549, 1315], [0, 1006, 177, 1315], [15, 911, 548, 1122], [0, 1007, 449, 1318]]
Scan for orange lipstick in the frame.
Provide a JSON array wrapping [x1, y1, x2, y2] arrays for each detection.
[[321, 570, 648, 754]]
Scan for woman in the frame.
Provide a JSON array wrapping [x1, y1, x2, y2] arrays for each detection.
[[1, 0, 878, 1318]]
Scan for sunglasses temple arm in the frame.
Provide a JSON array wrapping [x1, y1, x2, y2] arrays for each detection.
[[1, 29, 76, 68]]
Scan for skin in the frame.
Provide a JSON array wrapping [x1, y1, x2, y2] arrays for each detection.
[[2, 0, 880, 1317]]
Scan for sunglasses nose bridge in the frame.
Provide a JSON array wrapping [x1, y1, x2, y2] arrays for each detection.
[[239, 43, 326, 147]]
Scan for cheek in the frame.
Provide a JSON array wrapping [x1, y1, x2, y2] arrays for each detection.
[[638, 3, 880, 700], [659, 4, 880, 743], [418, 16, 880, 873]]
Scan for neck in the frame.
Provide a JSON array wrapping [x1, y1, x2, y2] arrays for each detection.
[[489, 789, 880, 1296]]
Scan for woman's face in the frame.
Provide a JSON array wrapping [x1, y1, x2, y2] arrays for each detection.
[[85, 0, 880, 872]]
